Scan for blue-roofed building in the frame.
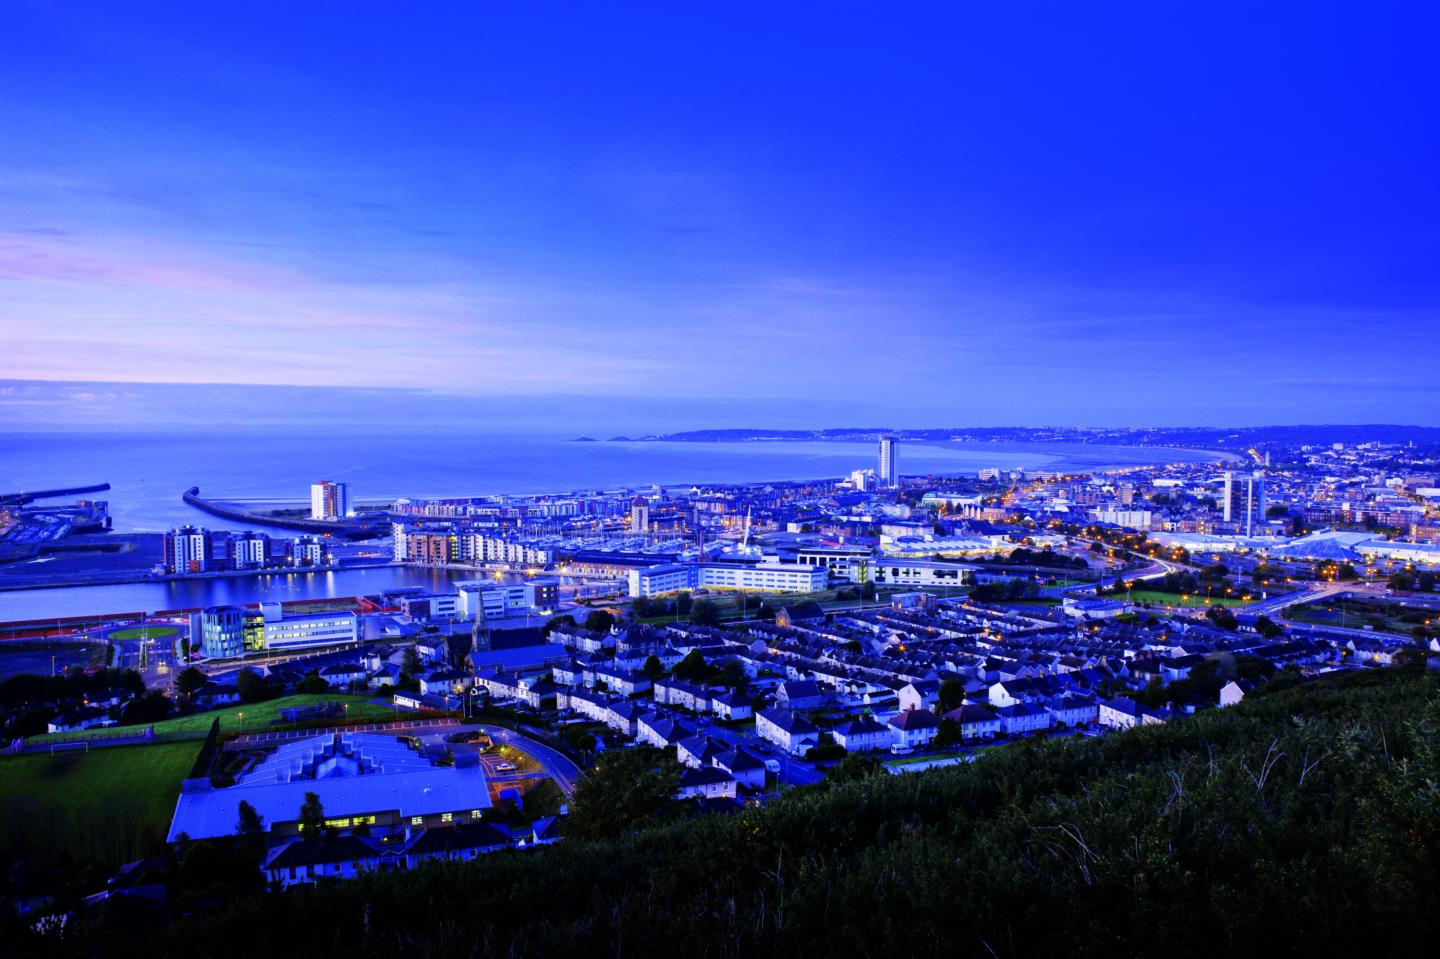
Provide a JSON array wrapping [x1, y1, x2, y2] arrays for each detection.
[[167, 732, 491, 843]]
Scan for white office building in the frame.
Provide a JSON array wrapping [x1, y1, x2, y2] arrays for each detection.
[[628, 562, 828, 598], [260, 604, 358, 651]]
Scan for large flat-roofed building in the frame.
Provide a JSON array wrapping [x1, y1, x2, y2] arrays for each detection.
[[628, 561, 828, 597], [869, 559, 976, 589], [1356, 539, 1440, 566], [260, 604, 358, 651], [167, 732, 491, 843], [793, 545, 873, 582], [456, 578, 561, 618]]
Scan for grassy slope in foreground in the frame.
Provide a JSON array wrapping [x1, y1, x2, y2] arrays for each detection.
[[70, 667, 1440, 959], [30, 693, 394, 743], [0, 741, 200, 873]]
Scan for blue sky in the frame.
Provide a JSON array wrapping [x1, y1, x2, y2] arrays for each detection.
[[2, 2, 1437, 427]]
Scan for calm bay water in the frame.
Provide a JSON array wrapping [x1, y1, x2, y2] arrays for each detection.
[[1, 565, 484, 623], [0, 430, 1224, 621]]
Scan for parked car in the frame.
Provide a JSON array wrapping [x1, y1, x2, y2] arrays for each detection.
[[763, 759, 781, 774]]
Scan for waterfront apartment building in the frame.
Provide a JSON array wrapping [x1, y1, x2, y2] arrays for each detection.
[[164, 525, 213, 574], [392, 523, 552, 567], [628, 561, 828, 597], [879, 436, 899, 487], [311, 480, 351, 521], [230, 531, 271, 570], [292, 535, 325, 567]]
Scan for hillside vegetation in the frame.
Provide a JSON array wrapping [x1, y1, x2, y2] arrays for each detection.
[[44, 668, 1440, 958]]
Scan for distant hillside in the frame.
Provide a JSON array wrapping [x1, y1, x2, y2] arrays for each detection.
[[642, 424, 1440, 449], [60, 668, 1440, 959]]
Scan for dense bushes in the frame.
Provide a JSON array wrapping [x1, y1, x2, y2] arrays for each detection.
[[44, 669, 1440, 958]]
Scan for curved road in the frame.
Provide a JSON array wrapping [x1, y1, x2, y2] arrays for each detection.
[[474, 723, 586, 796]]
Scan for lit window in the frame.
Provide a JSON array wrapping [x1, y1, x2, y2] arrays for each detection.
[[410, 816, 423, 826], [441, 813, 453, 823]]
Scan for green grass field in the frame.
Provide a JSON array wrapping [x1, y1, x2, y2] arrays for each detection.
[[31, 693, 396, 744], [0, 741, 200, 870], [1127, 590, 1249, 608], [107, 625, 179, 641], [886, 747, 996, 767]]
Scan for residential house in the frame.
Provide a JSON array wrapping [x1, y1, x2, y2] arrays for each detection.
[[942, 704, 1000, 741], [897, 679, 941, 713], [887, 708, 940, 750], [265, 836, 381, 890], [996, 702, 1051, 736], [709, 689, 753, 721], [714, 747, 767, 790], [403, 823, 511, 868], [776, 679, 824, 711], [1045, 693, 1098, 728], [756, 707, 820, 755], [831, 716, 892, 752], [676, 766, 738, 801]]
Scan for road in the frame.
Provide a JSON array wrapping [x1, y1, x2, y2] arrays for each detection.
[[473, 723, 586, 796], [1243, 581, 1362, 617]]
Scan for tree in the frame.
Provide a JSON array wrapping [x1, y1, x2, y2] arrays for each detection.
[[672, 649, 711, 683], [1394, 647, 1430, 667], [540, 613, 576, 637], [1254, 615, 1284, 639], [120, 689, 173, 725], [938, 678, 965, 713], [641, 654, 666, 682], [1207, 605, 1239, 631], [236, 800, 266, 865], [689, 598, 722, 626], [933, 717, 962, 751], [584, 609, 616, 633], [826, 752, 884, 784], [175, 667, 209, 700], [714, 660, 750, 694], [298, 791, 325, 836], [859, 580, 877, 602], [568, 747, 681, 840], [402, 645, 423, 676], [296, 671, 330, 695], [236, 667, 272, 704], [676, 591, 694, 615]]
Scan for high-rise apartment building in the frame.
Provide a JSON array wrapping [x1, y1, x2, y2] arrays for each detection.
[[878, 436, 899, 487], [630, 496, 650, 533], [1221, 470, 1267, 535], [310, 480, 351, 520]]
